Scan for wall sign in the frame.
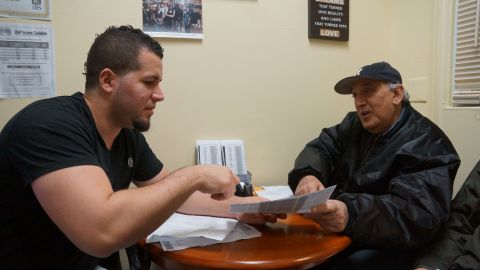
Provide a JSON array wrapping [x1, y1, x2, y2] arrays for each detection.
[[0, 0, 51, 20], [308, 0, 349, 41]]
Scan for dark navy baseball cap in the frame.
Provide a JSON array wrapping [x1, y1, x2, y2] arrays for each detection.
[[334, 62, 403, 94]]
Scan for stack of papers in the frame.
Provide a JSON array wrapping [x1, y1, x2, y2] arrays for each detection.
[[146, 213, 261, 251]]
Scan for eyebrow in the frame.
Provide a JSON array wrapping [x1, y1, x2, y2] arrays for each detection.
[[144, 74, 161, 81]]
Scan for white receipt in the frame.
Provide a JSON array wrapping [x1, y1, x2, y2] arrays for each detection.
[[230, 185, 336, 214]]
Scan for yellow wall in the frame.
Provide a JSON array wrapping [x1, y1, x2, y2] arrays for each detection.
[[0, 0, 477, 193]]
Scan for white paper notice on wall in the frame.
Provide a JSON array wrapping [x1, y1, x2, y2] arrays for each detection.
[[196, 140, 247, 176]]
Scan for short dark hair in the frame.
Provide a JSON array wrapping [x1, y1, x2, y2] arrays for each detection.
[[84, 25, 164, 89]]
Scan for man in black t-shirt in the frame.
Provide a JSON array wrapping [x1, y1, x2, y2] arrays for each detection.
[[0, 25, 279, 270]]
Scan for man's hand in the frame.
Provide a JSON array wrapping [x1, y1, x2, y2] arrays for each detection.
[[233, 196, 287, 224], [234, 213, 287, 224], [195, 165, 239, 201], [303, 199, 348, 232], [295, 175, 325, 195]]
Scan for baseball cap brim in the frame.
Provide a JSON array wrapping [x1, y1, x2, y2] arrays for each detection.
[[334, 76, 375, 95]]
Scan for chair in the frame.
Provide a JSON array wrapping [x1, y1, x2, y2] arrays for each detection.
[[98, 244, 151, 270]]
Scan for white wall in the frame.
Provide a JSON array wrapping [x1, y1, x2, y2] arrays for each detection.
[[388, 0, 434, 118]]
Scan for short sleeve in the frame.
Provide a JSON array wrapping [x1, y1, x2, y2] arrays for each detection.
[[6, 102, 100, 187]]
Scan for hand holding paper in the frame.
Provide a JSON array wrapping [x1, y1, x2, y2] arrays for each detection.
[[229, 185, 336, 214], [303, 199, 349, 232]]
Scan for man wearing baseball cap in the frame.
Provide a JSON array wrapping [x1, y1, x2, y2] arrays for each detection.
[[288, 62, 460, 269]]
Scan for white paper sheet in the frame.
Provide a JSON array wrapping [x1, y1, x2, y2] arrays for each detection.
[[230, 185, 336, 214], [222, 140, 247, 175], [156, 223, 261, 251], [0, 22, 55, 98], [146, 213, 238, 243], [256, 186, 294, 201], [196, 139, 248, 176]]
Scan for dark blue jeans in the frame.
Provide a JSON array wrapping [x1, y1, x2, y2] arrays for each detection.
[[312, 243, 416, 270]]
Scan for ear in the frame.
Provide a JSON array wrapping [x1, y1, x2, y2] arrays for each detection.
[[392, 85, 404, 105], [98, 68, 117, 94]]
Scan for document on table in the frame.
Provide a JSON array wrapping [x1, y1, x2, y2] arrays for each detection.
[[256, 186, 294, 201], [156, 222, 261, 251], [146, 213, 261, 251], [230, 185, 336, 214]]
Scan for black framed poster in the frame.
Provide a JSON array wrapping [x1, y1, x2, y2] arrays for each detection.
[[308, 0, 349, 41]]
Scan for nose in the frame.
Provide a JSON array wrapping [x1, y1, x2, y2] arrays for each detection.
[[353, 95, 365, 107], [152, 84, 165, 102]]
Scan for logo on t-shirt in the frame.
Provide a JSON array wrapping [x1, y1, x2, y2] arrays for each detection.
[[128, 157, 133, 168]]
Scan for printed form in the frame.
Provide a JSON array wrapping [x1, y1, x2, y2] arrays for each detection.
[[0, 22, 55, 98]]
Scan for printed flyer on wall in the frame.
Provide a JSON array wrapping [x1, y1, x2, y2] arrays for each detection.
[[0, 22, 55, 98]]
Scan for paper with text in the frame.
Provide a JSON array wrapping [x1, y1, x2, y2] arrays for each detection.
[[230, 185, 336, 213], [0, 22, 55, 98], [222, 140, 247, 175], [196, 140, 223, 165], [196, 140, 248, 175]]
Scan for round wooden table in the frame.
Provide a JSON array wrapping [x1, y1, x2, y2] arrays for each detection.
[[140, 214, 351, 270]]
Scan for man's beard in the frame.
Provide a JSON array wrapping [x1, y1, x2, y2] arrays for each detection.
[[133, 119, 150, 132]]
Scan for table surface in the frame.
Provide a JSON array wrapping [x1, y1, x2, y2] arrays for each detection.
[[140, 213, 351, 270]]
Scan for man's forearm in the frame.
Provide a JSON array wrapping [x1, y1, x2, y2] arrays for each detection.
[[34, 165, 236, 258], [77, 167, 205, 256], [178, 191, 238, 218]]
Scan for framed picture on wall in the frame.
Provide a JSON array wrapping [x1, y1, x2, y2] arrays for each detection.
[[142, 0, 203, 39]]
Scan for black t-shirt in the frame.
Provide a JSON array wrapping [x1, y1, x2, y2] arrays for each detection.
[[0, 92, 163, 269], [174, 6, 183, 20]]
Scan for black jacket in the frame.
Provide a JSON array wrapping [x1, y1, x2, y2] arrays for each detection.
[[289, 103, 460, 249], [415, 160, 480, 270]]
